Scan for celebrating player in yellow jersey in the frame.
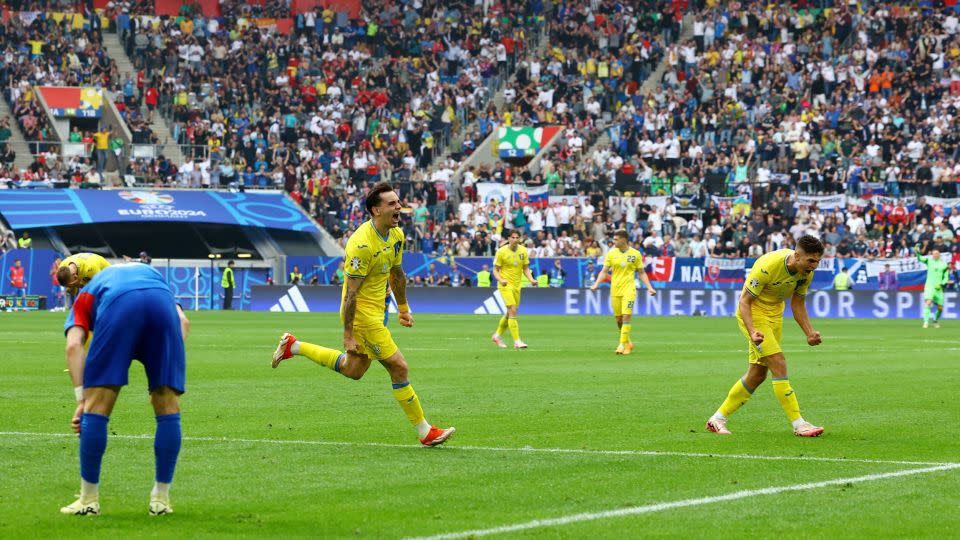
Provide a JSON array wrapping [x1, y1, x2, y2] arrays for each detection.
[[590, 230, 656, 355], [491, 229, 538, 349], [271, 182, 454, 447], [56, 253, 111, 296], [706, 235, 826, 437]]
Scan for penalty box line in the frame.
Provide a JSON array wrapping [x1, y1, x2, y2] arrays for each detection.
[[0, 431, 955, 468], [407, 462, 960, 540]]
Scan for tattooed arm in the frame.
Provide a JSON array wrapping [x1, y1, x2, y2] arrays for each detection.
[[343, 276, 363, 353], [390, 265, 414, 327]]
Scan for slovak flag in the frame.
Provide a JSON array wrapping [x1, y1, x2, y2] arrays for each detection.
[[512, 185, 549, 208]]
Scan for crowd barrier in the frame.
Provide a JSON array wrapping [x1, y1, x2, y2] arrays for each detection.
[[251, 285, 956, 320]]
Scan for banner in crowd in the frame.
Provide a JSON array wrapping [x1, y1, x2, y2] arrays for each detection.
[[250, 285, 957, 320], [0, 189, 317, 232], [925, 197, 960, 211], [476, 183, 513, 209], [711, 194, 752, 216], [286, 254, 938, 291], [613, 196, 672, 210], [545, 195, 674, 210], [8, 11, 107, 29], [794, 194, 847, 210], [512, 184, 549, 207], [496, 126, 562, 159], [547, 195, 590, 207], [38, 86, 103, 118]]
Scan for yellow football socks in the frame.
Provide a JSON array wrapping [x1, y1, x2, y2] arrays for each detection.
[[718, 378, 754, 417], [772, 378, 802, 422], [619, 323, 632, 345], [298, 342, 343, 371], [392, 382, 426, 427], [496, 316, 509, 337], [507, 318, 520, 342]]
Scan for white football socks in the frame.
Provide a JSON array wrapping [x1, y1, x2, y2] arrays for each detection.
[[290, 340, 301, 355], [151, 482, 171, 498], [80, 479, 98, 499], [416, 421, 431, 439]]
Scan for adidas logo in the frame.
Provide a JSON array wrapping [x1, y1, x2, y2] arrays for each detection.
[[473, 289, 507, 315], [269, 286, 310, 312]]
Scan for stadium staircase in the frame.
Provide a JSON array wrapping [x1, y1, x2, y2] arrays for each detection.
[[429, 13, 552, 174], [0, 98, 35, 172], [581, 13, 695, 162], [102, 31, 184, 164]]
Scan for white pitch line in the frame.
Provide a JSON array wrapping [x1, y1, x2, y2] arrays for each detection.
[[407, 463, 960, 540], [0, 431, 953, 467]]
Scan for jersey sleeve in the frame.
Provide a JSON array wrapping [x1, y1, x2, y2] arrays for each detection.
[[344, 242, 371, 279], [743, 259, 771, 298], [391, 229, 404, 268], [493, 248, 504, 269], [66, 291, 96, 335], [602, 250, 614, 269]]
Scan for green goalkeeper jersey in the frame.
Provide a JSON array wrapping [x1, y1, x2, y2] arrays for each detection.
[[915, 248, 950, 292]]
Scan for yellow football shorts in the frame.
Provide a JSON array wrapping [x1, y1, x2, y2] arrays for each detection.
[[353, 324, 398, 360], [611, 295, 636, 317], [737, 313, 783, 365], [498, 286, 521, 307]]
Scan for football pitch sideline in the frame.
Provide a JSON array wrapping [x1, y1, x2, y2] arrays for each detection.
[[1, 312, 958, 538]]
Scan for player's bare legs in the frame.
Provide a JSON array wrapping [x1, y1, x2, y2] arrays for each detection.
[[337, 351, 374, 380], [148, 387, 182, 515], [61, 386, 120, 516], [379, 350, 455, 446]]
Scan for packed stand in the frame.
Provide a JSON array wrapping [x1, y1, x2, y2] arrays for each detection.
[[118, 0, 544, 186], [576, 2, 960, 200], [451, 0, 676, 186]]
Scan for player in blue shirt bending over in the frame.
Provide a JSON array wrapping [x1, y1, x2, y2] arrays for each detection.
[[60, 263, 190, 517]]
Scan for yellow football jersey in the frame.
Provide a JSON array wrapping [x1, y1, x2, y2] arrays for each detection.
[[603, 247, 644, 299], [740, 249, 812, 318], [60, 253, 110, 288], [494, 244, 529, 288], [341, 220, 404, 328]]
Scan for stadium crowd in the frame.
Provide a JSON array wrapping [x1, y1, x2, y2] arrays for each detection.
[[114, 0, 543, 187], [304, 2, 959, 263], [0, 1, 958, 266]]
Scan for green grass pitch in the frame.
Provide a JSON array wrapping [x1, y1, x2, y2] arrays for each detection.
[[1, 311, 958, 538]]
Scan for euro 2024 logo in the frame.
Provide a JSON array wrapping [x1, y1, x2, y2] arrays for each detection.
[[119, 191, 175, 205], [116, 191, 206, 218]]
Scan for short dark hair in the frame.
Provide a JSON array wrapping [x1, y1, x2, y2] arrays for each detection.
[[614, 229, 629, 240], [508, 229, 520, 237], [796, 235, 824, 255], [56, 266, 72, 286], [365, 182, 396, 214]]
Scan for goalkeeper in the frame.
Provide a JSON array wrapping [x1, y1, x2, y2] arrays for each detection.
[[915, 245, 952, 328]]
